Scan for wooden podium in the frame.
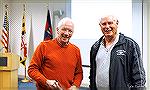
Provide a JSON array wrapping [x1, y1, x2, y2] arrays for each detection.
[[0, 53, 20, 90]]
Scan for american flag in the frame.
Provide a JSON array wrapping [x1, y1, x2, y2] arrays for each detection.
[[1, 5, 9, 53], [20, 8, 27, 66]]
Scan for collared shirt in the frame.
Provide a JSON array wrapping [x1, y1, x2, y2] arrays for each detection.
[[96, 34, 119, 90]]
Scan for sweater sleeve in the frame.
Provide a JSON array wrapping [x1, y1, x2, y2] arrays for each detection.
[[28, 42, 47, 86], [73, 49, 83, 87]]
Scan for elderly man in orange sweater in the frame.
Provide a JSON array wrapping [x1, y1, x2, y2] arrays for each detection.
[[28, 17, 83, 90]]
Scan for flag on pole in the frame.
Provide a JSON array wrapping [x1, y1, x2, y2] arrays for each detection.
[[44, 9, 53, 40], [1, 4, 9, 53], [20, 5, 27, 66], [20, 4, 30, 83]]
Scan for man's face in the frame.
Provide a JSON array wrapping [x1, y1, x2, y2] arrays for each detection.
[[99, 16, 118, 38], [57, 21, 74, 44]]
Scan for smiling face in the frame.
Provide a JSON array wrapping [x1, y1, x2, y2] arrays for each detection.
[[56, 18, 74, 45], [99, 16, 118, 38]]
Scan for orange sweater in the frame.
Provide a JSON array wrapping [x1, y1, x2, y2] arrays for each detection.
[[28, 39, 83, 90]]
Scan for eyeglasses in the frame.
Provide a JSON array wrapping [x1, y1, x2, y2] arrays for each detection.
[[61, 28, 73, 34]]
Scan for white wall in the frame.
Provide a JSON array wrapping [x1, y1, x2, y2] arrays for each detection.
[[145, 0, 150, 89]]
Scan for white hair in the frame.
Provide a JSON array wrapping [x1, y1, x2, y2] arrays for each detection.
[[100, 15, 119, 24], [57, 17, 74, 29]]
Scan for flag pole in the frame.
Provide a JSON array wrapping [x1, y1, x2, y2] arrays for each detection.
[[20, 4, 30, 83], [21, 57, 30, 82], [21, 62, 30, 82]]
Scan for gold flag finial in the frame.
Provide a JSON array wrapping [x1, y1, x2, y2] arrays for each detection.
[[5, 4, 8, 10]]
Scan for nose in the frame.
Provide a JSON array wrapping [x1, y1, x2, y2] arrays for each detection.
[[105, 23, 110, 28], [64, 30, 70, 35]]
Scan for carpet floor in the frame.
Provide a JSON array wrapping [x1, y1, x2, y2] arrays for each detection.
[[18, 78, 89, 90]]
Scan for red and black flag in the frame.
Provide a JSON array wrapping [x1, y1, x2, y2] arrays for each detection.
[[44, 9, 53, 40]]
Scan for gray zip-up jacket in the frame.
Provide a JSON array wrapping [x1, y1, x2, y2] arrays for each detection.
[[89, 33, 146, 90]]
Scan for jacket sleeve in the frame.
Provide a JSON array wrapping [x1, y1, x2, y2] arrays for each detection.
[[131, 42, 146, 90], [89, 45, 97, 90], [73, 49, 83, 88], [28, 42, 47, 86]]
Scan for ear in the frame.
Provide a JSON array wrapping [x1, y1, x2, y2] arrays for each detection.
[[116, 20, 119, 25], [56, 27, 59, 34], [99, 23, 101, 26]]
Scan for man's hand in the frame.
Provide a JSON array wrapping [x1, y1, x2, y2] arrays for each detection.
[[46, 80, 63, 90], [68, 85, 79, 90]]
